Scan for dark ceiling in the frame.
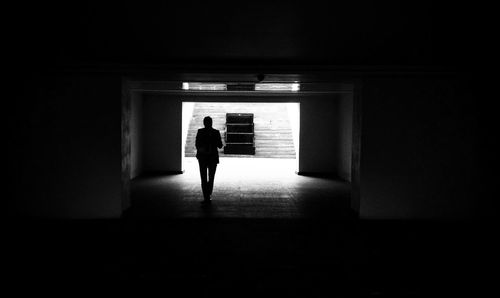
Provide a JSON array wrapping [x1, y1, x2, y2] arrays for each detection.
[[8, 1, 481, 70]]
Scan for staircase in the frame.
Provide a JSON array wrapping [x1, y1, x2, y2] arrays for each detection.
[[185, 103, 296, 159]]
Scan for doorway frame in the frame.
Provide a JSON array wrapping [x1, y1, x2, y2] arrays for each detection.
[[122, 76, 362, 216], [181, 101, 301, 173]]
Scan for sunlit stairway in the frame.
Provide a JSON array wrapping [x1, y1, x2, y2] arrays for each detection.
[[185, 103, 296, 158]]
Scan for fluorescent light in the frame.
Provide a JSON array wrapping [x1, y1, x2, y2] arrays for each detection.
[[255, 83, 300, 92], [182, 82, 300, 92], [182, 82, 227, 91]]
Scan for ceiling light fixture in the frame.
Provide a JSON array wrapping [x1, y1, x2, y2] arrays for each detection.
[[255, 83, 300, 92], [182, 82, 227, 91]]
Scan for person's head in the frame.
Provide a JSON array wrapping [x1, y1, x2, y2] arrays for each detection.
[[203, 116, 213, 128]]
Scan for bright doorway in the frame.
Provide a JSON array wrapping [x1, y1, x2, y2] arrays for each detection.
[[182, 102, 300, 175]]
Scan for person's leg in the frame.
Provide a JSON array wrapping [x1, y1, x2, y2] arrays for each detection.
[[207, 163, 217, 197], [198, 160, 209, 200]]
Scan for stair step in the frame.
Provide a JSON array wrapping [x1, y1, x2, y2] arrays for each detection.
[[186, 103, 295, 158], [226, 134, 254, 143], [225, 143, 254, 147]]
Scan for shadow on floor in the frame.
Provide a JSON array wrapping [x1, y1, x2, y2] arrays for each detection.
[[126, 172, 355, 220], [4, 218, 494, 297]]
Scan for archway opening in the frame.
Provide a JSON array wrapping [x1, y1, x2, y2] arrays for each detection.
[[122, 78, 360, 218], [182, 102, 300, 177]]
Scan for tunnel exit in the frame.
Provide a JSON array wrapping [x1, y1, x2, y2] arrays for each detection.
[[182, 102, 300, 175]]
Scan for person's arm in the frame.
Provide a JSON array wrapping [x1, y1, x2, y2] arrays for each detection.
[[195, 129, 201, 150], [216, 130, 223, 149]]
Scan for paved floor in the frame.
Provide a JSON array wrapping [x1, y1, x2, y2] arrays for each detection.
[[6, 217, 491, 296], [126, 157, 353, 219], [6, 158, 493, 296]]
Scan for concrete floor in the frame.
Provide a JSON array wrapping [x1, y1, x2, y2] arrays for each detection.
[[5, 158, 492, 296], [126, 157, 353, 219], [6, 217, 491, 297]]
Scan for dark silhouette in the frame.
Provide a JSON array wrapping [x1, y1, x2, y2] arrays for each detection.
[[195, 116, 223, 204]]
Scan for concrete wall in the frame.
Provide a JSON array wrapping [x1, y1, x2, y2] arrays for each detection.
[[7, 73, 122, 218], [130, 92, 143, 178], [142, 94, 182, 173], [337, 93, 353, 181], [359, 77, 482, 219], [299, 95, 339, 174]]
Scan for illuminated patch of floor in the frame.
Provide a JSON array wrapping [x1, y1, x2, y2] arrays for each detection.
[[129, 158, 351, 219]]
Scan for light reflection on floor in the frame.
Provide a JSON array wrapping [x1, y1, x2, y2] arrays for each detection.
[[129, 157, 352, 219], [183, 157, 298, 182]]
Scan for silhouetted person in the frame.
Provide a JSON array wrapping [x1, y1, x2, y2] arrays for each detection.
[[196, 116, 223, 204]]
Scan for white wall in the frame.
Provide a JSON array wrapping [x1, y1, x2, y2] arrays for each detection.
[[286, 102, 300, 161], [181, 102, 195, 171]]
